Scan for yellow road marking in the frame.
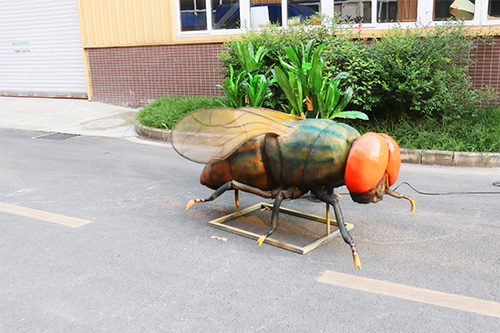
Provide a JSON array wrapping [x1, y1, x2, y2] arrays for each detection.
[[317, 270, 500, 318], [0, 202, 91, 228]]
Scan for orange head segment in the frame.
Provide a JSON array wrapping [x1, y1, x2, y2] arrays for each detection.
[[344, 132, 401, 204], [378, 133, 401, 186], [345, 132, 389, 194]]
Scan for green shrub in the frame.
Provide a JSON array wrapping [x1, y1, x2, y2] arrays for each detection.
[[219, 25, 296, 110], [136, 95, 226, 130], [274, 40, 367, 120], [217, 41, 275, 108], [369, 21, 495, 119], [322, 36, 379, 110], [220, 18, 496, 119], [219, 16, 374, 112]]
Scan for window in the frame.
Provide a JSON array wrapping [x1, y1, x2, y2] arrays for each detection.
[[288, 1, 321, 25], [180, 0, 207, 31], [213, 0, 241, 29], [377, 0, 418, 23], [249, 1, 319, 28], [251, 0, 283, 27], [179, 0, 320, 32], [333, 0, 418, 24], [180, 0, 241, 31], [488, 0, 500, 19], [334, 1, 371, 23], [435, 0, 475, 21], [177, 0, 500, 35]]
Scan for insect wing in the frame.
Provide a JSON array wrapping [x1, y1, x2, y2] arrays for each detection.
[[171, 107, 295, 164], [238, 107, 303, 122]]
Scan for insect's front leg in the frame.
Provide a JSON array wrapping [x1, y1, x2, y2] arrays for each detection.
[[314, 188, 362, 270], [256, 187, 305, 247], [186, 180, 280, 211]]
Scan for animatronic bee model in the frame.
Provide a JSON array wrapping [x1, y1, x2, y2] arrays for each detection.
[[172, 107, 415, 269]]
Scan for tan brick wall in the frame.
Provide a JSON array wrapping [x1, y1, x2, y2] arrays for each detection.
[[87, 37, 500, 107], [469, 37, 500, 104], [87, 43, 225, 107]]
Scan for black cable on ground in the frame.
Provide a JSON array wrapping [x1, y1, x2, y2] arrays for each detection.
[[393, 181, 500, 195], [303, 181, 500, 202], [301, 181, 500, 202]]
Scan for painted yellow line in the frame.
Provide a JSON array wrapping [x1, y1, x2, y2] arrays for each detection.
[[317, 270, 500, 318], [0, 202, 91, 228]]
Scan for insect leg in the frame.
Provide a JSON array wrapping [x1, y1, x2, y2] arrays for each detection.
[[256, 187, 304, 247], [385, 188, 416, 213], [186, 180, 277, 211], [315, 190, 362, 270], [234, 189, 240, 212]]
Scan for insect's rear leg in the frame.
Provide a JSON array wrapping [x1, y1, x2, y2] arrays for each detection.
[[186, 180, 277, 211], [256, 187, 304, 247], [315, 189, 361, 270]]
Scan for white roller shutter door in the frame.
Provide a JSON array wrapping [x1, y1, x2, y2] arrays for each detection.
[[0, 0, 87, 98]]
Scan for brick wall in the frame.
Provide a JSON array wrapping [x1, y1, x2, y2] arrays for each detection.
[[87, 43, 225, 107], [469, 36, 500, 103], [87, 37, 500, 108]]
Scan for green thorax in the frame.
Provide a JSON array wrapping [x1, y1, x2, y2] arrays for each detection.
[[265, 119, 360, 190]]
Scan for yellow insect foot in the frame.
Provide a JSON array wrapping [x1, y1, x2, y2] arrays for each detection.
[[408, 196, 416, 213], [256, 235, 267, 247], [353, 253, 362, 270], [186, 199, 198, 211]]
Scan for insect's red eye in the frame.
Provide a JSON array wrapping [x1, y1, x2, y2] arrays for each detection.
[[378, 133, 401, 187], [345, 133, 389, 193]]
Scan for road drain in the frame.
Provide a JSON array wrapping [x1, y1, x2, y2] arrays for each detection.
[[33, 133, 82, 141]]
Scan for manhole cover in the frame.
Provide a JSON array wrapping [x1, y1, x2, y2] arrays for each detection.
[[34, 133, 82, 141]]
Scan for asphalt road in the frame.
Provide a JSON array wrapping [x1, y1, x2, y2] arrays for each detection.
[[1, 127, 500, 332]]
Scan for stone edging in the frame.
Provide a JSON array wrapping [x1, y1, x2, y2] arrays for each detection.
[[136, 122, 500, 168], [400, 148, 500, 167], [135, 121, 171, 141]]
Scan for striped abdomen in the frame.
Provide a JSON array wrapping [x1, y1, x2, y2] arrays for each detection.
[[200, 135, 278, 190]]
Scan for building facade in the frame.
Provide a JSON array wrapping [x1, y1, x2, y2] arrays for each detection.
[[1, 0, 500, 107]]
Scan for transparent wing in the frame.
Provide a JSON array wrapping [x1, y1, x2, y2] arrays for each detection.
[[237, 107, 303, 122], [171, 107, 297, 164]]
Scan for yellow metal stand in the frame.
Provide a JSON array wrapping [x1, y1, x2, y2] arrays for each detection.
[[208, 202, 354, 255]]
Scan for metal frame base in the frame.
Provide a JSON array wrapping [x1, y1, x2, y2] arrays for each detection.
[[208, 202, 354, 255]]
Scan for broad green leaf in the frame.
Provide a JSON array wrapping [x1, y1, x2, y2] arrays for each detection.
[[273, 67, 303, 115], [284, 46, 301, 69], [333, 87, 353, 114], [330, 111, 369, 120]]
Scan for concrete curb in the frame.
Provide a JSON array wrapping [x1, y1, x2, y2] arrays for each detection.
[[400, 148, 500, 167], [135, 121, 171, 141], [135, 122, 500, 168]]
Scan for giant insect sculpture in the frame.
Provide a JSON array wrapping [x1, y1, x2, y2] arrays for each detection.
[[171, 107, 415, 269]]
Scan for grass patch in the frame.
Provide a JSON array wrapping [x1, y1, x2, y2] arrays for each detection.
[[346, 106, 500, 153], [136, 95, 226, 130], [137, 95, 500, 153]]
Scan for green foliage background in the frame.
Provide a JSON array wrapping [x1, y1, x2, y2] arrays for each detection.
[[136, 18, 500, 152], [219, 18, 496, 120]]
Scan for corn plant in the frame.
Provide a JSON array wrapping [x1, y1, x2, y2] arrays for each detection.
[[245, 73, 275, 107], [273, 67, 304, 117], [234, 41, 271, 73], [279, 40, 323, 113], [218, 41, 274, 108], [317, 72, 368, 120], [275, 40, 367, 120], [217, 65, 247, 108]]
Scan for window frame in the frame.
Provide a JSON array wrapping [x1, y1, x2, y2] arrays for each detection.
[[480, 0, 500, 25], [176, 0, 496, 37]]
